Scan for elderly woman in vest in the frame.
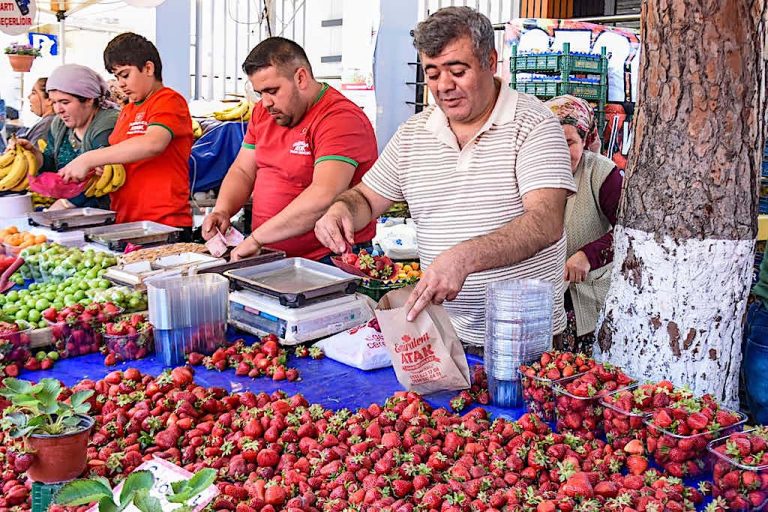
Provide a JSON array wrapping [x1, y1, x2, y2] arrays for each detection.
[[13, 64, 118, 210], [544, 95, 623, 356]]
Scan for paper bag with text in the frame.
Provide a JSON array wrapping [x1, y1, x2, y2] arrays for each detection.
[[375, 286, 471, 394]]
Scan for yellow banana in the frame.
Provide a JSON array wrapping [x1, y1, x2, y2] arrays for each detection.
[[110, 164, 126, 189], [214, 100, 250, 121], [11, 175, 28, 192], [0, 148, 16, 168], [84, 177, 100, 197], [22, 148, 38, 176], [0, 152, 28, 191], [94, 164, 113, 191], [99, 181, 114, 196]]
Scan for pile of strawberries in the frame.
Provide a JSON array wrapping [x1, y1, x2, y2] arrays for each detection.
[[520, 351, 596, 422], [710, 427, 768, 511], [0, 367, 708, 512], [187, 335, 301, 382], [601, 380, 685, 450], [449, 365, 489, 412], [45, 302, 122, 358], [646, 393, 744, 478], [554, 363, 634, 439]]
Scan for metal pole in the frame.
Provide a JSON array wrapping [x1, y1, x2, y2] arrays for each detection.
[[195, 0, 202, 100], [58, 14, 66, 64]]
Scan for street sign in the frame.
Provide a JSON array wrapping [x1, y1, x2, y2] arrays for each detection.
[[0, 0, 37, 36], [28, 32, 58, 56]]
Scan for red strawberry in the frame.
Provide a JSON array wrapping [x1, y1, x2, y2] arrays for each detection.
[[562, 472, 593, 498], [264, 485, 286, 506]]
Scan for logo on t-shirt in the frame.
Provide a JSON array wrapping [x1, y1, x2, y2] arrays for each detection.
[[128, 112, 148, 136], [289, 140, 311, 156]]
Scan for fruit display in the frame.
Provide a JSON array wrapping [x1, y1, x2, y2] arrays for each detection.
[[17, 243, 117, 283], [192, 118, 203, 139], [554, 363, 635, 438], [30, 192, 55, 208], [0, 368, 708, 512], [0, 321, 32, 367], [45, 302, 123, 359], [0, 144, 37, 192], [102, 313, 153, 365], [337, 249, 397, 280], [82, 163, 127, 197], [1, 229, 47, 256], [645, 393, 746, 478], [188, 336, 300, 382], [212, 99, 253, 121], [449, 365, 489, 412], [709, 427, 768, 511], [520, 351, 596, 422], [601, 380, 689, 450]]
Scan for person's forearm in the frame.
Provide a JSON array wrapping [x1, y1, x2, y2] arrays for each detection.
[[79, 136, 167, 168], [214, 165, 255, 218], [336, 188, 376, 231], [252, 184, 350, 245], [450, 209, 564, 275]]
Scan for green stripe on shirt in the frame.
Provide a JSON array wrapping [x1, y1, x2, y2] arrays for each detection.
[[242, 142, 256, 150], [315, 155, 359, 167], [149, 122, 174, 138]]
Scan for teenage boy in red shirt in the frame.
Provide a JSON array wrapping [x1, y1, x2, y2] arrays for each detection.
[[201, 37, 377, 261], [60, 32, 193, 234]]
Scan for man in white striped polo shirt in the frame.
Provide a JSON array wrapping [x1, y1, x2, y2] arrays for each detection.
[[315, 7, 577, 349]]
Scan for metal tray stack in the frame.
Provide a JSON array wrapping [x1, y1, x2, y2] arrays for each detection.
[[224, 257, 360, 308], [84, 221, 181, 251], [29, 208, 115, 231]]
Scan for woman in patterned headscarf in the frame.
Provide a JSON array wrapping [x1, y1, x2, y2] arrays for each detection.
[[12, 64, 119, 210], [544, 95, 624, 356]]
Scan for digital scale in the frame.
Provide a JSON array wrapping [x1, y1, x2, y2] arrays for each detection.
[[228, 290, 373, 345]]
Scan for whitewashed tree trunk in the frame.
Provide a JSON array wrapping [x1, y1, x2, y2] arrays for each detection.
[[595, 0, 768, 408]]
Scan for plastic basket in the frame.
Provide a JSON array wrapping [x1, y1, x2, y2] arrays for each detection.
[[554, 375, 636, 438], [519, 369, 587, 422], [708, 428, 768, 511], [356, 279, 407, 302]]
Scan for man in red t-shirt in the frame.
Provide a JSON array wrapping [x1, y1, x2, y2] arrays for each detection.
[[60, 32, 192, 230], [201, 37, 377, 261]]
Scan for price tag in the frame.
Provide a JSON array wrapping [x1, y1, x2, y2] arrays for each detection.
[[86, 457, 219, 512]]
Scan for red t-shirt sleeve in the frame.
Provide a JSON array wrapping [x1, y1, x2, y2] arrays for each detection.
[[147, 91, 192, 139], [242, 104, 261, 148], [311, 108, 375, 168]]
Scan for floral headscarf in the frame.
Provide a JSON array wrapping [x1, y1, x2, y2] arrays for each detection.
[[544, 95, 599, 150]]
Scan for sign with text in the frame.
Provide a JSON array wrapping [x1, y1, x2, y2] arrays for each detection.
[[28, 31, 57, 55], [0, 0, 36, 36]]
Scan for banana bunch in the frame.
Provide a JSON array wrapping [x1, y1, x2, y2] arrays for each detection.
[[83, 163, 126, 197], [31, 192, 56, 208], [213, 100, 252, 122], [192, 119, 203, 139], [0, 146, 37, 192]]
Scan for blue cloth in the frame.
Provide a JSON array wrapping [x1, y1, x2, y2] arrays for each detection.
[[189, 122, 248, 193], [743, 301, 768, 424]]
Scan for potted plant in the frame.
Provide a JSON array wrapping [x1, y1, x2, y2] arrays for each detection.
[[0, 377, 94, 483], [54, 468, 217, 512], [4, 43, 41, 72]]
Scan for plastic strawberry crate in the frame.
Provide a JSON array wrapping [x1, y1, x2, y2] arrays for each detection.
[[103, 326, 154, 361], [553, 375, 636, 439], [708, 428, 768, 511], [519, 370, 587, 422], [601, 385, 650, 450], [645, 408, 747, 478]]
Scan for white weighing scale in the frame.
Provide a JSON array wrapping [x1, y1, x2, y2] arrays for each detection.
[[229, 289, 373, 345]]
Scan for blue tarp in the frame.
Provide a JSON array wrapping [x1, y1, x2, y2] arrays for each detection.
[[18, 327, 519, 419], [189, 122, 248, 193]]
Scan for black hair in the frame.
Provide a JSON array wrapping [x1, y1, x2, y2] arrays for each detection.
[[104, 32, 163, 81], [242, 37, 313, 77], [35, 78, 49, 99]]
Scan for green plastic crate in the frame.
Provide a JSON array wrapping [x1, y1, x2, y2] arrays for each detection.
[[516, 81, 606, 102], [357, 280, 407, 302], [510, 43, 607, 75], [32, 482, 64, 512]]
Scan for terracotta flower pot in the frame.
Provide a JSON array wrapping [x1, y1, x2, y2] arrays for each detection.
[[8, 55, 35, 73], [24, 415, 94, 483]]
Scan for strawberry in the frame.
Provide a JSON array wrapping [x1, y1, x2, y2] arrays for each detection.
[[264, 485, 286, 506], [562, 472, 594, 498], [626, 455, 648, 475]]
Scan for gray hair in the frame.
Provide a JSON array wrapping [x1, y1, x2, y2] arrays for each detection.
[[412, 7, 495, 67]]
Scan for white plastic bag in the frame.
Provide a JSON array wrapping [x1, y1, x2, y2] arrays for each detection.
[[314, 317, 392, 370]]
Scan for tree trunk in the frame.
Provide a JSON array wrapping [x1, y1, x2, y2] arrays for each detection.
[[595, 0, 768, 407]]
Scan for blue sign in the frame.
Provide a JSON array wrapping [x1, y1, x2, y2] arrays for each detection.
[[28, 32, 57, 56]]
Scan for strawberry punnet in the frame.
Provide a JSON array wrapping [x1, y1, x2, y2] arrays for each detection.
[[520, 351, 596, 421], [710, 427, 768, 511]]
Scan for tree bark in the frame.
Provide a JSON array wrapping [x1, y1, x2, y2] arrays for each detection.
[[596, 0, 768, 407]]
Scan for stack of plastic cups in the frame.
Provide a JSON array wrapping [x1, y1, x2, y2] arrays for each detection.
[[484, 279, 553, 408]]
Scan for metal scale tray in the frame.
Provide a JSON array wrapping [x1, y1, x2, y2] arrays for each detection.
[[28, 208, 116, 231], [224, 257, 360, 308], [85, 221, 181, 251]]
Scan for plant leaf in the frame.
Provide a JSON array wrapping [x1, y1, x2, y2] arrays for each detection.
[[98, 495, 119, 512], [133, 489, 163, 512], [120, 470, 154, 506], [168, 469, 216, 504], [170, 480, 187, 495], [54, 479, 113, 506], [11, 425, 37, 438], [0, 378, 33, 396], [70, 390, 94, 410]]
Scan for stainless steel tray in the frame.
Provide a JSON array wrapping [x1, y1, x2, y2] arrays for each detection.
[[85, 221, 181, 251], [29, 208, 116, 231], [195, 248, 286, 275], [224, 257, 359, 308]]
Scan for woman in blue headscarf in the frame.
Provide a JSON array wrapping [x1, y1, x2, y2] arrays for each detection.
[[13, 64, 118, 210]]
